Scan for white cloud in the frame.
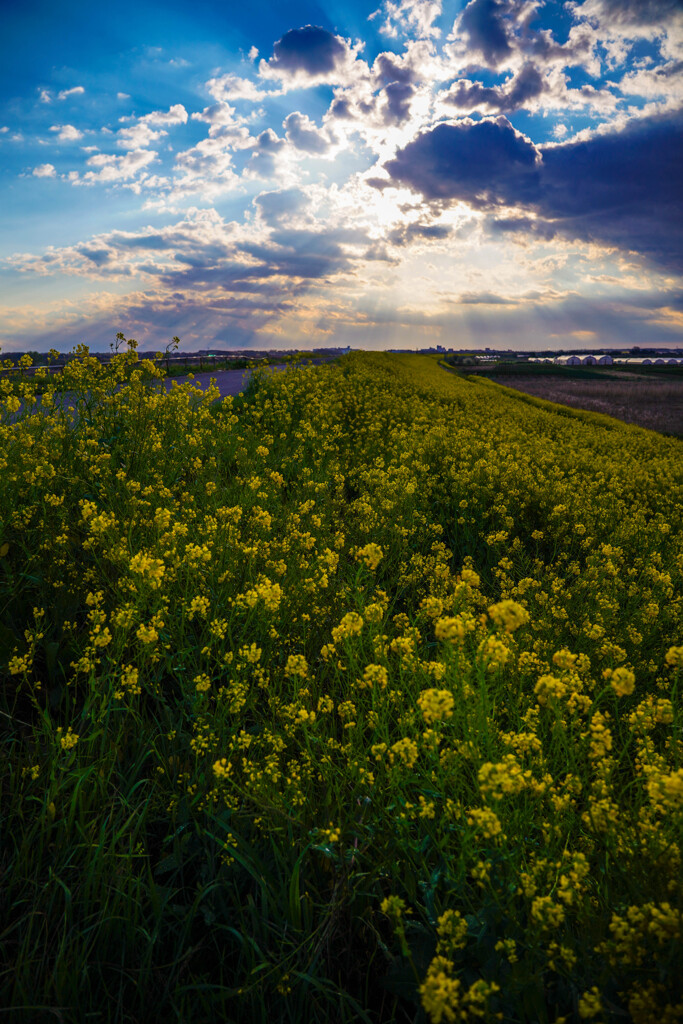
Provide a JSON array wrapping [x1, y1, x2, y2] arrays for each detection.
[[143, 104, 188, 127], [78, 149, 158, 184], [117, 123, 167, 149], [191, 102, 253, 142], [58, 86, 85, 100], [369, 0, 442, 39], [39, 89, 52, 104], [0, 126, 8, 133], [116, 104, 188, 150], [49, 124, 84, 142], [32, 164, 56, 178], [206, 73, 272, 102], [283, 111, 336, 154], [117, 92, 131, 100], [248, 46, 259, 61]]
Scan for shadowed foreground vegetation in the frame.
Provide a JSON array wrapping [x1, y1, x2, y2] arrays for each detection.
[[1, 346, 682, 1023]]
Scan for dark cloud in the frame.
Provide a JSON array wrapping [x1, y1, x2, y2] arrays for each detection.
[[445, 63, 547, 113], [459, 0, 513, 67], [388, 222, 452, 246], [538, 113, 683, 270], [267, 26, 346, 77], [489, 215, 558, 241], [77, 247, 112, 266], [383, 116, 541, 206], [113, 234, 170, 250], [381, 112, 683, 271]]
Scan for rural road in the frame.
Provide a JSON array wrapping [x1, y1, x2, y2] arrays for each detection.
[[7, 357, 337, 422], [162, 363, 287, 399]]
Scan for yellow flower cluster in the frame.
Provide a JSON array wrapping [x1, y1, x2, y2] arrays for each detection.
[[3, 347, 683, 1021]]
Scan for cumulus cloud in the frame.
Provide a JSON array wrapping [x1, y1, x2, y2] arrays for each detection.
[[259, 26, 363, 87], [49, 124, 84, 142], [32, 163, 56, 178], [172, 136, 241, 195], [206, 72, 269, 102], [382, 111, 683, 271], [244, 128, 288, 179], [369, 0, 442, 39], [116, 104, 188, 150], [254, 188, 307, 225], [537, 112, 683, 270], [79, 149, 158, 185], [383, 116, 541, 205], [442, 62, 547, 114], [283, 112, 333, 153], [458, 0, 513, 67]]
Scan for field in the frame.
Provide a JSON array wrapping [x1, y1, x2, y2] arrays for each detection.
[[477, 372, 683, 437], [1, 345, 682, 1024]]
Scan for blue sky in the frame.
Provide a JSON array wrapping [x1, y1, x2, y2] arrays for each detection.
[[1, 0, 682, 352]]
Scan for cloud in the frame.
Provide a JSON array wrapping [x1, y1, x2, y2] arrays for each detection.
[[244, 128, 287, 179], [206, 73, 269, 102], [117, 92, 131, 100], [58, 86, 85, 100], [382, 116, 541, 205], [369, 0, 442, 40], [457, 290, 514, 304], [382, 111, 683, 271], [172, 136, 241, 195], [117, 104, 188, 149], [387, 220, 452, 245], [142, 104, 188, 127], [283, 112, 333, 153], [254, 188, 307, 225], [32, 163, 57, 178], [39, 90, 52, 104], [49, 124, 84, 142], [459, 0, 513, 67], [571, 0, 683, 28], [442, 62, 548, 114], [537, 111, 683, 270], [260, 26, 362, 87], [79, 149, 158, 185]]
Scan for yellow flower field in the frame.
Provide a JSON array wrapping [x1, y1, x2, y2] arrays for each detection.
[[1, 343, 681, 1023]]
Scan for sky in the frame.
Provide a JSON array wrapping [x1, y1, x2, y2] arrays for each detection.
[[1, 0, 682, 353]]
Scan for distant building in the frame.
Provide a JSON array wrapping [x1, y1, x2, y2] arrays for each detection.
[[555, 355, 581, 366]]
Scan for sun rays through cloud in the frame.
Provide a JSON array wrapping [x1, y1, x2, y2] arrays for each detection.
[[1, 0, 682, 351]]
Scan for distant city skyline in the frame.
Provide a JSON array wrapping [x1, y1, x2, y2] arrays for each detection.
[[1, 0, 682, 353]]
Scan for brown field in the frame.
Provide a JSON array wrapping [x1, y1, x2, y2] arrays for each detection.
[[491, 374, 683, 436]]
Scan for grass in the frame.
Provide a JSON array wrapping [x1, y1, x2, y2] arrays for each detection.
[[1, 344, 682, 1024]]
